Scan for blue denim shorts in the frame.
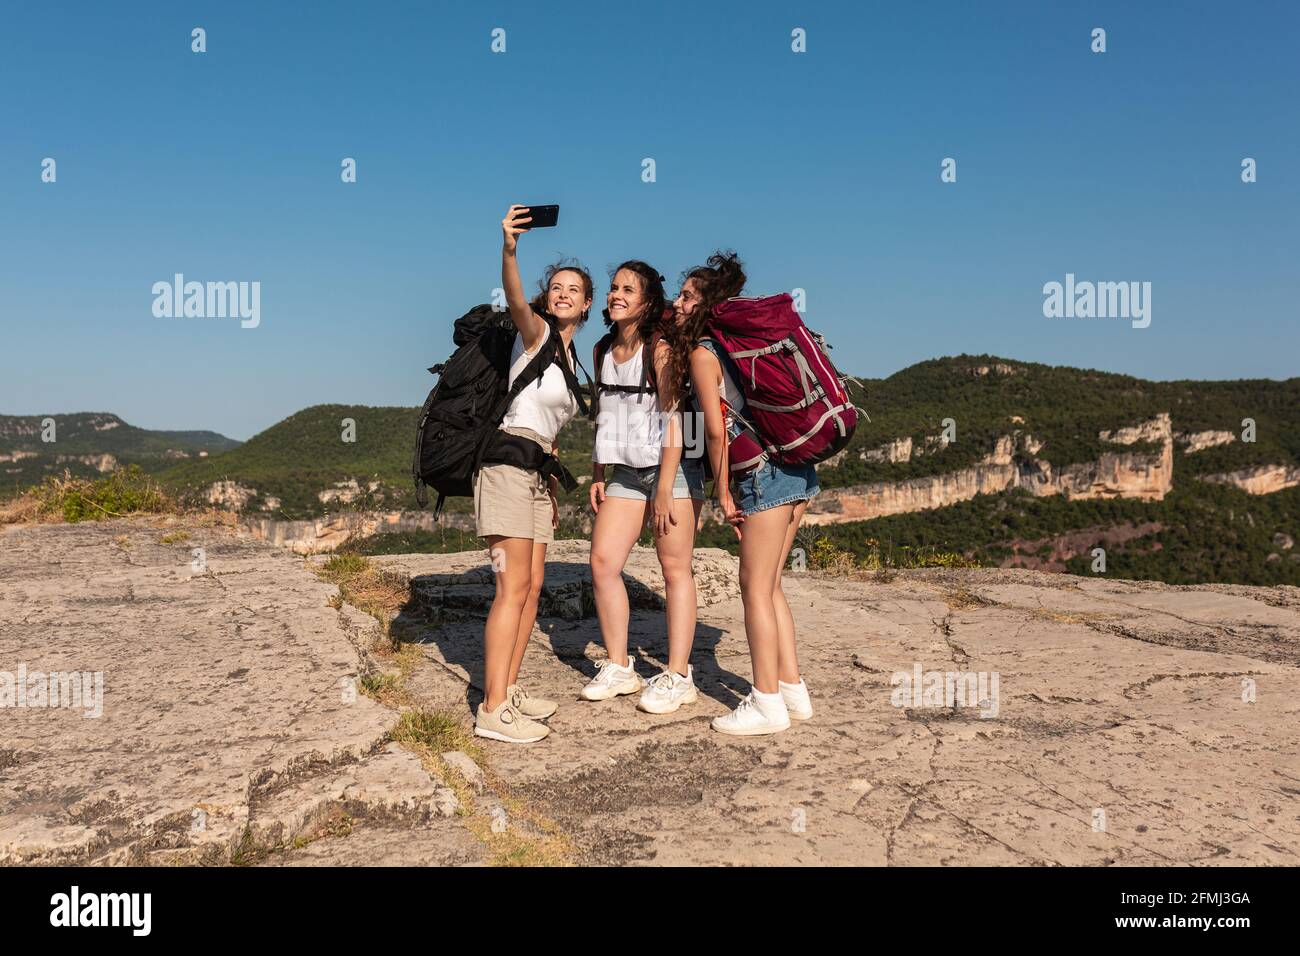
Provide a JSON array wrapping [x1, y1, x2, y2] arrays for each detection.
[[734, 460, 819, 516], [605, 459, 706, 501]]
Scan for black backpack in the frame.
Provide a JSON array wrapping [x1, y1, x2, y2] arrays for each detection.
[[412, 304, 589, 515]]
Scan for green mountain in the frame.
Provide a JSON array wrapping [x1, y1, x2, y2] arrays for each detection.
[[0, 412, 239, 495], [156, 405, 414, 516], [721, 354, 1300, 587], [153, 403, 597, 518], [829, 355, 1300, 486], [7, 355, 1299, 586]]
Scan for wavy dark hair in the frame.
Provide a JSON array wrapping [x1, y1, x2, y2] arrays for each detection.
[[530, 258, 594, 324], [664, 251, 746, 406]]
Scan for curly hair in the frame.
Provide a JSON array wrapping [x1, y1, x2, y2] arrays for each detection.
[[663, 251, 746, 406]]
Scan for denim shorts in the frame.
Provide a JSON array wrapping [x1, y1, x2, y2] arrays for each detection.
[[734, 460, 819, 516], [604, 459, 706, 501]]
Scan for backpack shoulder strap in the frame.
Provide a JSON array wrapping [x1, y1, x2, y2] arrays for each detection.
[[555, 339, 590, 418], [502, 341, 590, 424], [535, 316, 590, 417], [570, 341, 593, 392], [589, 330, 662, 412], [589, 331, 615, 419], [642, 336, 658, 392], [699, 335, 741, 380], [593, 331, 615, 374]]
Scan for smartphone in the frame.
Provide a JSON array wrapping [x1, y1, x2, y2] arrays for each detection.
[[522, 204, 559, 229]]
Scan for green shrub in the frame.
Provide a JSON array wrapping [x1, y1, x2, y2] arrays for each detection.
[[38, 466, 172, 522]]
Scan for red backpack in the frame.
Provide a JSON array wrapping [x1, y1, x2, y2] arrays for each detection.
[[706, 293, 858, 470]]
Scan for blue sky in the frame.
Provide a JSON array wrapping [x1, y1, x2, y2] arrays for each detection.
[[2, 0, 1296, 440]]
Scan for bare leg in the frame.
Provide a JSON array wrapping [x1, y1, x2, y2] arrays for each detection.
[[738, 504, 795, 694], [483, 536, 535, 711], [655, 497, 704, 676], [772, 500, 808, 684], [507, 540, 547, 686], [589, 497, 650, 667]]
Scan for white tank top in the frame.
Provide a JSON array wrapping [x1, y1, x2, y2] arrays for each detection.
[[498, 326, 577, 446], [593, 345, 663, 468], [699, 339, 745, 410]]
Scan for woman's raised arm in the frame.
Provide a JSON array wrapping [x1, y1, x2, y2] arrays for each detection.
[[500, 204, 546, 351]]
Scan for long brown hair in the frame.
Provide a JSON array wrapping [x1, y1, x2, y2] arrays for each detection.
[[664, 251, 746, 405]]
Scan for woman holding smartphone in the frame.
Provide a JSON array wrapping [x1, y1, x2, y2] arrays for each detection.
[[580, 262, 708, 714], [666, 252, 817, 735], [474, 204, 592, 744]]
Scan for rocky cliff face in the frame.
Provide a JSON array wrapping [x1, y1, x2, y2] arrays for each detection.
[[317, 479, 381, 506], [55, 453, 118, 473], [804, 462, 1018, 524], [206, 480, 257, 510], [864, 437, 915, 463], [805, 414, 1174, 526], [1177, 429, 1236, 453], [241, 510, 452, 554], [1200, 464, 1300, 495]]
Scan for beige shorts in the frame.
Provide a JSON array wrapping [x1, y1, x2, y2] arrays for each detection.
[[474, 429, 555, 542]]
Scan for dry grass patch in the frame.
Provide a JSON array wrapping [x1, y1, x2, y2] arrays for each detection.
[[2, 472, 239, 530], [1023, 606, 1119, 625], [941, 586, 994, 611], [797, 536, 979, 580], [0, 491, 47, 525], [394, 707, 574, 868], [313, 556, 575, 867], [231, 809, 359, 865], [315, 554, 411, 630], [357, 643, 424, 709]]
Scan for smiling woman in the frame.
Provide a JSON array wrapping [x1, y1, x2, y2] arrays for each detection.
[[471, 204, 595, 745], [581, 259, 713, 716], [528, 259, 593, 334]]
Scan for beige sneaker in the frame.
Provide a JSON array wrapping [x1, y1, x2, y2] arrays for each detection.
[[508, 683, 558, 720], [474, 699, 550, 743], [580, 658, 641, 701]]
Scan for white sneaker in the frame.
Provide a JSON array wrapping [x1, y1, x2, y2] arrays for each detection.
[[711, 690, 790, 736], [580, 658, 641, 701], [780, 679, 813, 720], [638, 667, 698, 714]]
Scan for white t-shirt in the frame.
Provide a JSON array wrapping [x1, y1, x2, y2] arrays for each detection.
[[593, 345, 663, 468], [498, 325, 578, 446]]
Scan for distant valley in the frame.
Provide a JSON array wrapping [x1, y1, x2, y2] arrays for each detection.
[[5, 355, 1298, 587], [0, 412, 239, 493]]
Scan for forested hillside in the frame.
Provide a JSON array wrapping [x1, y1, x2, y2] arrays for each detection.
[[8, 355, 1298, 586]]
